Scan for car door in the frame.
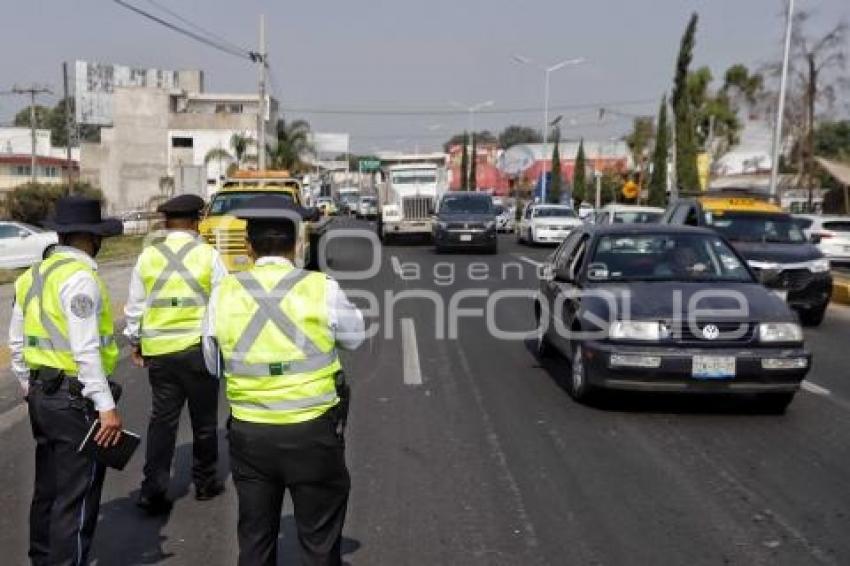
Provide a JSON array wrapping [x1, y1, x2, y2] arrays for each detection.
[[541, 232, 583, 356], [0, 223, 31, 268]]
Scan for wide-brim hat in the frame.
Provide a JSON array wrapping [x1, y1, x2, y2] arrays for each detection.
[[41, 196, 123, 237]]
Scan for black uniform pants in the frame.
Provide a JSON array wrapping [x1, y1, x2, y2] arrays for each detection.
[[229, 413, 350, 566], [141, 346, 219, 497], [27, 380, 106, 566]]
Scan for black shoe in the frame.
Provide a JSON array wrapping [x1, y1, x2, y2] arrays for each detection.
[[195, 482, 225, 501], [136, 492, 173, 516]]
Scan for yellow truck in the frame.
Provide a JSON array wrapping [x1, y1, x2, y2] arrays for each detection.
[[199, 170, 328, 271]]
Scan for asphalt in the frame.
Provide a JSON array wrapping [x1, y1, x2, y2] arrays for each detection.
[[1, 218, 850, 565]]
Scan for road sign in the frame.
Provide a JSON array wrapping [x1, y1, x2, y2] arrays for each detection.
[[622, 180, 639, 200], [359, 159, 381, 172]]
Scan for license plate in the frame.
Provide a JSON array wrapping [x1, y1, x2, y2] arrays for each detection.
[[844, 246, 850, 252], [692, 356, 736, 379], [460, 234, 472, 242], [772, 289, 788, 301]]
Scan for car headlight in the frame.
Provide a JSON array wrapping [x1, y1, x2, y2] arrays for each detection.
[[486, 220, 496, 230], [383, 206, 400, 219], [804, 258, 830, 273], [609, 321, 668, 341], [758, 322, 803, 343], [436, 221, 448, 230]]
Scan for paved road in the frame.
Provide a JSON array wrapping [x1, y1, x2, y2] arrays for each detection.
[[1, 218, 850, 565]]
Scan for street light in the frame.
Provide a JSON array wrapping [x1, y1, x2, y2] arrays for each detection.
[[513, 55, 584, 203], [769, 0, 796, 202]]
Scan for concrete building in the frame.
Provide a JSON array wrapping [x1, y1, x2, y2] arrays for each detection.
[[0, 128, 79, 196], [81, 86, 278, 212]]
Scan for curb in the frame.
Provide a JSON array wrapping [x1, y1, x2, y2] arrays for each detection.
[[834, 276, 850, 306]]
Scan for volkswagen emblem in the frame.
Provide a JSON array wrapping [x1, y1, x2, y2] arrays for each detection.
[[701, 324, 721, 340], [464, 223, 469, 229]]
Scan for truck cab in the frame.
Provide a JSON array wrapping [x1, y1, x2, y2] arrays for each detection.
[[378, 163, 445, 243], [199, 170, 322, 271], [661, 192, 832, 326]]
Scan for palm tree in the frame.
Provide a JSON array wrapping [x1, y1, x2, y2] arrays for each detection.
[[268, 119, 314, 172], [229, 133, 255, 166]]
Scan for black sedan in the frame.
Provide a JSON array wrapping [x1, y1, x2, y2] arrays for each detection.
[[433, 192, 498, 254], [535, 224, 811, 413]]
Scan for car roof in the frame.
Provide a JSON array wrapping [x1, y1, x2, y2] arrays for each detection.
[[691, 195, 783, 214], [533, 203, 572, 208], [585, 223, 718, 237], [600, 204, 664, 213]]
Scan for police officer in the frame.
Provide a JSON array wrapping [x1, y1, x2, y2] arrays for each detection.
[[124, 194, 227, 514], [202, 195, 365, 566], [8, 196, 124, 566]]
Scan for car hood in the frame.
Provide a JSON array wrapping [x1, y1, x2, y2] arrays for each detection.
[[581, 281, 794, 323], [437, 213, 495, 222], [532, 217, 582, 226], [727, 240, 823, 263]]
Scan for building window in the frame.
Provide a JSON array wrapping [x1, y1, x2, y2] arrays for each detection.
[[215, 104, 227, 114], [14, 165, 31, 176], [229, 104, 243, 114], [171, 137, 194, 148]]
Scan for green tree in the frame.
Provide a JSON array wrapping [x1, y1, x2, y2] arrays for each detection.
[[573, 139, 587, 204], [6, 182, 101, 224], [14, 98, 100, 146], [444, 130, 496, 153], [229, 133, 255, 167], [549, 132, 562, 203], [459, 132, 469, 190], [469, 133, 478, 190], [648, 95, 669, 207], [625, 116, 655, 198], [671, 12, 700, 191], [268, 119, 314, 172], [498, 125, 542, 149], [815, 121, 850, 161]]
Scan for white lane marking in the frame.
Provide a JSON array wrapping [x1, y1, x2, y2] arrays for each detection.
[[391, 255, 403, 276], [0, 403, 27, 435], [515, 255, 543, 268], [401, 318, 423, 386], [802, 380, 831, 396]]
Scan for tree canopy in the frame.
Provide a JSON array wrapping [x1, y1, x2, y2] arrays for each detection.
[[498, 125, 542, 149]]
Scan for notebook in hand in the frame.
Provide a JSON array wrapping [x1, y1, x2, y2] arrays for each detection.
[[77, 420, 141, 471]]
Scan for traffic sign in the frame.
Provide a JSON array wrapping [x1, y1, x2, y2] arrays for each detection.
[[359, 159, 381, 172], [622, 180, 639, 200]]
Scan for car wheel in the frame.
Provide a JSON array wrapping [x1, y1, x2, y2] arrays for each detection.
[[488, 241, 499, 255], [527, 228, 535, 246], [756, 392, 795, 415], [435, 244, 445, 254], [534, 307, 552, 359], [799, 305, 827, 327], [568, 343, 596, 403], [517, 227, 524, 244]]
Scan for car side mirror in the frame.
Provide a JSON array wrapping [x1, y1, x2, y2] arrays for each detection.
[[18, 229, 30, 238], [810, 234, 822, 245]]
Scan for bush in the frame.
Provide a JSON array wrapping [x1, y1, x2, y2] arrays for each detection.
[[5, 182, 102, 225]]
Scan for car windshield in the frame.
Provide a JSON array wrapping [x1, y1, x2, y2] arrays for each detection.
[[614, 211, 662, 224], [705, 212, 806, 243], [535, 207, 576, 218], [823, 221, 850, 233], [361, 197, 377, 205], [439, 196, 493, 214], [588, 233, 753, 283], [209, 192, 294, 215]]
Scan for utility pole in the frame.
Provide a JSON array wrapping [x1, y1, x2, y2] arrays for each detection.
[[670, 102, 678, 202], [770, 0, 795, 203], [12, 84, 52, 184], [62, 62, 75, 194], [256, 14, 267, 171]]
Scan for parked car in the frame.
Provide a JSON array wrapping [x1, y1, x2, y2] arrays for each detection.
[[794, 214, 850, 267], [357, 196, 379, 220], [494, 204, 515, 233], [592, 204, 664, 225], [315, 197, 338, 216], [535, 224, 811, 413], [0, 221, 58, 269], [661, 193, 832, 326], [433, 192, 498, 254], [121, 210, 162, 235], [577, 202, 595, 220], [517, 204, 583, 245]]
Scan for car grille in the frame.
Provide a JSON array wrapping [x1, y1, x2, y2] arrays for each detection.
[[204, 229, 246, 254], [402, 197, 432, 220], [754, 267, 813, 291], [670, 321, 755, 345], [448, 222, 486, 231]]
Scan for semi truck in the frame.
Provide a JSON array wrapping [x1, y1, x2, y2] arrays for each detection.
[[377, 162, 447, 243]]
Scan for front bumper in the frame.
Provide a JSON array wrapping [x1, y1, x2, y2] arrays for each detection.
[[384, 220, 433, 234], [434, 228, 497, 248], [583, 341, 810, 394], [532, 228, 572, 244]]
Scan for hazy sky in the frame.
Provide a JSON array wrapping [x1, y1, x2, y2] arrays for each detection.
[[2, 0, 847, 152]]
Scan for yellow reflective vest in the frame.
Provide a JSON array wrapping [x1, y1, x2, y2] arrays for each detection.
[[139, 235, 216, 356], [213, 262, 341, 424], [14, 252, 119, 375]]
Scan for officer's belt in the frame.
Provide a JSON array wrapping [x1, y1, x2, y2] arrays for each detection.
[[223, 270, 338, 377]]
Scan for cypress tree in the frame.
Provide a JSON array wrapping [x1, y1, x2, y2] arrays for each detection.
[[648, 95, 669, 207], [573, 138, 587, 204], [469, 132, 477, 191], [549, 132, 562, 203], [459, 132, 469, 190], [671, 13, 700, 191]]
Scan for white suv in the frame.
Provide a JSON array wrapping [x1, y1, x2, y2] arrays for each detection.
[[0, 221, 58, 269], [795, 214, 850, 266]]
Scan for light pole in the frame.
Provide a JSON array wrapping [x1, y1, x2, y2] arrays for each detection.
[[513, 55, 584, 203], [450, 100, 494, 189], [769, 0, 795, 202]]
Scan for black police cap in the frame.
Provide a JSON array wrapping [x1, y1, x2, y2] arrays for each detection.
[[157, 194, 206, 218]]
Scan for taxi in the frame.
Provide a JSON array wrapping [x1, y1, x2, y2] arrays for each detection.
[[661, 192, 832, 326]]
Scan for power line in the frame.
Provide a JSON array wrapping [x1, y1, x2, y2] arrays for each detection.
[[280, 98, 656, 117], [110, 0, 253, 61], [141, 0, 251, 56]]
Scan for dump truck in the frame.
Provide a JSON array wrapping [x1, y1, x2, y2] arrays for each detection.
[[199, 170, 329, 271]]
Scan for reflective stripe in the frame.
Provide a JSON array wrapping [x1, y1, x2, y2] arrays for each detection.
[[229, 391, 337, 412], [146, 240, 209, 309], [148, 296, 206, 308], [225, 351, 338, 377], [141, 327, 200, 338], [23, 258, 76, 351], [27, 331, 113, 350], [232, 270, 326, 358]]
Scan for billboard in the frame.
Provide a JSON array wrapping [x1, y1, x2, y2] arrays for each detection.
[[310, 133, 350, 155], [75, 60, 193, 125]]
